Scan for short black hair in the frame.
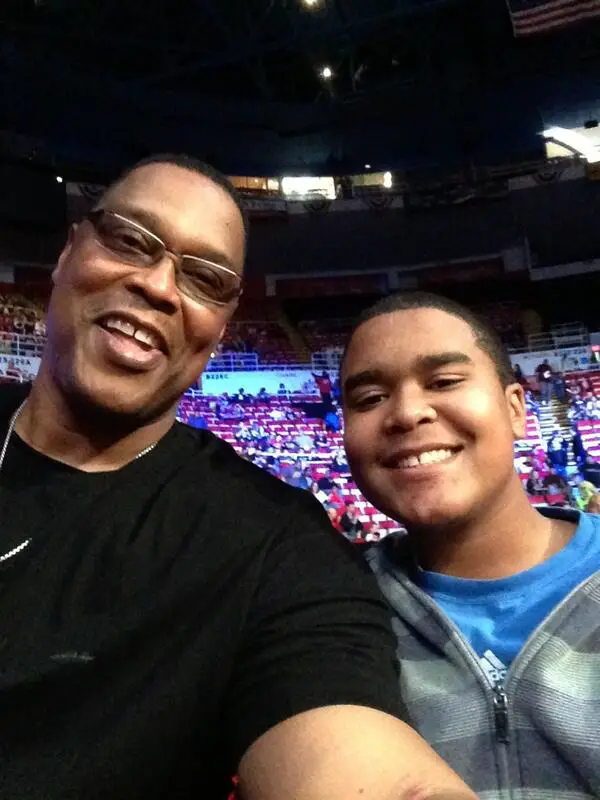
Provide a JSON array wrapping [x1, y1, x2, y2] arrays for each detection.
[[101, 153, 249, 241], [342, 291, 515, 388]]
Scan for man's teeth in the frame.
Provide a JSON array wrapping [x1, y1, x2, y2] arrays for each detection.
[[396, 449, 455, 468], [104, 317, 135, 337], [133, 328, 157, 348], [103, 317, 160, 349]]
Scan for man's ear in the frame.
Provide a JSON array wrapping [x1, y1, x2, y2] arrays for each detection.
[[52, 224, 78, 285], [506, 382, 527, 441]]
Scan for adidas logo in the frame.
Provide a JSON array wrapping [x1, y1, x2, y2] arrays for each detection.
[[479, 649, 508, 687]]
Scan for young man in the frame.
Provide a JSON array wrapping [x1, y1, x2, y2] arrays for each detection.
[[0, 163, 473, 800], [341, 291, 600, 799]]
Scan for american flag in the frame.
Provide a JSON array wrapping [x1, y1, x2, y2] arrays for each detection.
[[507, 0, 600, 36]]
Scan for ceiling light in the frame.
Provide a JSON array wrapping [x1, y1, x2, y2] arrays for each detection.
[[302, 0, 322, 7], [320, 66, 333, 80], [542, 127, 600, 164], [383, 171, 392, 188], [365, 164, 371, 170], [55, 176, 63, 183]]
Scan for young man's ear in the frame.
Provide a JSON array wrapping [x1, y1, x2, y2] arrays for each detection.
[[51, 224, 78, 285], [506, 382, 527, 441]]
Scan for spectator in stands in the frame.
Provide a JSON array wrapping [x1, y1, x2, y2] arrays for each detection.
[[287, 466, 311, 490], [552, 371, 566, 402], [568, 396, 587, 423], [256, 387, 270, 402], [330, 449, 349, 474], [268, 405, 285, 421], [586, 397, 600, 420], [365, 525, 385, 544], [294, 431, 314, 453], [313, 370, 333, 407], [513, 363, 527, 387], [532, 445, 550, 478], [525, 469, 545, 497], [316, 470, 336, 493], [249, 421, 268, 449], [324, 405, 341, 433], [587, 494, 600, 514], [277, 382, 288, 397], [339, 503, 365, 542], [535, 358, 553, 404], [547, 430, 568, 479], [543, 470, 572, 506], [326, 506, 342, 532], [233, 387, 249, 403], [524, 390, 540, 418], [576, 481, 597, 511], [0, 160, 477, 800], [264, 455, 281, 479], [332, 374, 342, 404], [341, 291, 600, 797], [310, 480, 329, 505], [223, 402, 245, 420], [314, 429, 328, 447], [572, 430, 587, 473], [582, 454, 600, 488], [235, 422, 252, 442], [327, 485, 346, 514]]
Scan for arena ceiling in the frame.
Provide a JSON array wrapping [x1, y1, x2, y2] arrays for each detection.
[[1, 0, 600, 177]]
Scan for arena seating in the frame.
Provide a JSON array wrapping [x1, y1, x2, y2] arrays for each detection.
[[177, 388, 565, 527], [298, 319, 352, 353], [220, 321, 303, 364], [220, 297, 308, 364], [577, 420, 600, 459], [569, 370, 600, 459]]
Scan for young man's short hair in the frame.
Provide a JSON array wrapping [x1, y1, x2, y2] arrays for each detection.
[[342, 291, 515, 388]]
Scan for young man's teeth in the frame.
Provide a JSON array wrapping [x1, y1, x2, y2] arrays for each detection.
[[397, 449, 454, 468]]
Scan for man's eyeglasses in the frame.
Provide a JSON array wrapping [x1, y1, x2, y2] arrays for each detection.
[[86, 209, 242, 307]]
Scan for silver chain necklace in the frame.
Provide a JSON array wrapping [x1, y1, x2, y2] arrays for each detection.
[[0, 400, 158, 476], [0, 399, 158, 564]]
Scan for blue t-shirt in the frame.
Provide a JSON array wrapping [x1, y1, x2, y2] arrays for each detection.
[[415, 512, 600, 686]]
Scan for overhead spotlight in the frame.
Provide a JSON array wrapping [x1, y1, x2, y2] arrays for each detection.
[[365, 164, 371, 170], [542, 127, 600, 164], [55, 176, 63, 183], [302, 0, 323, 7], [383, 171, 392, 188], [320, 66, 333, 80]]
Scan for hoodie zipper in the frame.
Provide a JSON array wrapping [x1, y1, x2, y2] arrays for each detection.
[[493, 684, 510, 744]]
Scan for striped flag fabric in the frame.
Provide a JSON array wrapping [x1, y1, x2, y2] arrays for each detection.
[[507, 0, 600, 36]]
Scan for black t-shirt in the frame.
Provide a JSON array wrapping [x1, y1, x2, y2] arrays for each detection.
[[0, 386, 405, 799]]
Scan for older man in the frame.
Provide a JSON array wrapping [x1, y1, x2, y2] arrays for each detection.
[[0, 158, 473, 799]]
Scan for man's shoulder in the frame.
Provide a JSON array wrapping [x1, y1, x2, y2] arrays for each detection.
[[0, 382, 29, 420], [358, 533, 413, 576], [0, 381, 29, 402], [173, 422, 320, 518]]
